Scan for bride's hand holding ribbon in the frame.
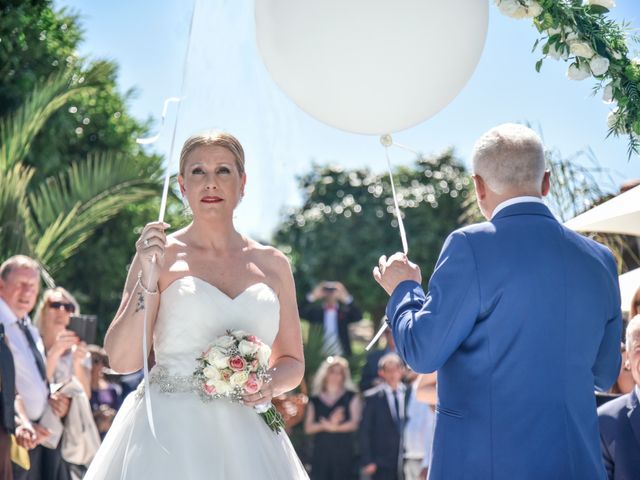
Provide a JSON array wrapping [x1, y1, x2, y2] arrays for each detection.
[[135, 221, 170, 286]]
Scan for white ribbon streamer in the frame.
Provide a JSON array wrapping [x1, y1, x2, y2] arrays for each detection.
[[366, 134, 412, 352], [135, 97, 183, 145], [131, 0, 198, 459]]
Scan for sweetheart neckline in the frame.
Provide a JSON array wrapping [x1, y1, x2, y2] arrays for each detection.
[[161, 275, 278, 302]]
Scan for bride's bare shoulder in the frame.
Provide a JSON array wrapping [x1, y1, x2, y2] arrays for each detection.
[[245, 238, 292, 276]]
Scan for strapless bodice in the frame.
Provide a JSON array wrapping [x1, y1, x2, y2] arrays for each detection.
[[152, 276, 280, 376]]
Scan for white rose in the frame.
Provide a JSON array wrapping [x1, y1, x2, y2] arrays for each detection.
[[586, 0, 615, 8], [548, 43, 568, 60], [213, 335, 236, 349], [567, 62, 591, 81], [497, 0, 527, 19], [602, 83, 614, 103], [257, 344, 272, 366], [231, 330, 249, 340], [230, 370, 249, 387], [590, 55, 610, 76], [203, 366, 221, 380], [209, 350, 229, 369], [607, 110, 618, 129], [238, 340, 260, 356], [211, 380, 232, 395], [565, 32, 579, 43], [570, 42, 595, 59], [527, 1, 543, 17]]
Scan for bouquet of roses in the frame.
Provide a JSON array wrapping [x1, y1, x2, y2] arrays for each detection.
[[194, 329, 285, 433]]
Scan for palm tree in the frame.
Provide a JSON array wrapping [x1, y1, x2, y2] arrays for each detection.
[[0, 70, 159, 275]]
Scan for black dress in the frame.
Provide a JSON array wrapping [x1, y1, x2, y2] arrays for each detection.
[[310, 391, 357, 480]]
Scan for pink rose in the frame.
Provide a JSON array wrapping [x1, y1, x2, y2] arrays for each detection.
[[222, 370, 232, 381], [229, 356, 246, 372], [204, 383, 216, 395], [244, 373, 263, 395], [247, 335, 259, 343]]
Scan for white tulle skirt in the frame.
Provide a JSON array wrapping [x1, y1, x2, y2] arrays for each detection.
[[84, 383, 308, 479]]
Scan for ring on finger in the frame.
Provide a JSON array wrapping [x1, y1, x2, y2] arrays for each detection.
[[144, 239, 149, 247]]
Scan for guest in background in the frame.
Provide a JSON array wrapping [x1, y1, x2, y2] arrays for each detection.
[[360, 325, 397, 392], [631, 286, 640, 320], [0, 255, 71, 480], [598, 314, 640, 479], [360, 353, 408, 480], [0, 322, 16, 480], [304, 356, 361, 480], [610, 343, 634, 395], [300, 282, 362, 357], [33, 288, 90, 396], [403, 375, 436, 480], [87, 346, 122, 421]]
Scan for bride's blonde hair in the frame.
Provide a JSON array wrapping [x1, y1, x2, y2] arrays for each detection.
[[179, 131, 245, 177]]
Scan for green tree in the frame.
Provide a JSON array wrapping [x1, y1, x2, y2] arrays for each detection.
[[0, 72, 159, 276], [0, 0, 185, 335], [275, 151, 473, 324]]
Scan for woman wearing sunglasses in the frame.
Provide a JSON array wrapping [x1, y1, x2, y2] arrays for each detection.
[[33, 288, 91, 396]]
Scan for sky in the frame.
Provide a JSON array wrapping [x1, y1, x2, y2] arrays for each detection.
[[55, 0, 640, 240]]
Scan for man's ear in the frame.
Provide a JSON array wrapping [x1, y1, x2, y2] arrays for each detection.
[[473, 174, 486, 200], [541, 170, 551, 197]]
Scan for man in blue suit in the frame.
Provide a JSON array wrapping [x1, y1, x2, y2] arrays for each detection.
[[598, 314, 640, 479], [373, 124, 622, 479]]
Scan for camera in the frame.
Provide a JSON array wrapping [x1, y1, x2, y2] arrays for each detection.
[[68, 314, 98, 345]]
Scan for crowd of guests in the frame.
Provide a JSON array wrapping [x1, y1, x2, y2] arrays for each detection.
[[0, 255, 137, 480], [1, 256, 639, 480]]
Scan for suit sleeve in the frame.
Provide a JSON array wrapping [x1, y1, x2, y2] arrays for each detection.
[[592, 250, 622, 392], [598, 413, 615, 480], [299, 298, 319, 324], [359, 396, 375, 467], [386, 231, 481, 373]]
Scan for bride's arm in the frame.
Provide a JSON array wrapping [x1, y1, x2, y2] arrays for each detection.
[[244, 249, 304, 406], [103, 253, 161, 373], [269, 251, 305, 395], [104, 222, 168, 373]]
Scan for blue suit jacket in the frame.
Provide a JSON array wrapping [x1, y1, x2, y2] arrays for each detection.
[[598, 390, 640, 480], [386, 202, 622, 479]]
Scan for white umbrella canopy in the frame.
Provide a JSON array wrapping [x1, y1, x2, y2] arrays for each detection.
[[620, 267, 640, 315], [564, 184, 640, 236]]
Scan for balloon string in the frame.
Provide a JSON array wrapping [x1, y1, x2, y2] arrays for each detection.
[[367, 138, 410, 351], [384, 145, 409, 255], [131, 0, 198, 458]]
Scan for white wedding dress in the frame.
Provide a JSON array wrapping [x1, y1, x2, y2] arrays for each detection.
[[85, 276, 309, 479]]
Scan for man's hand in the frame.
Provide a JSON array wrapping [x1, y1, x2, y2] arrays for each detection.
[[362, 463, 377, 476], [49, 393, 71, 418], [15, 422, 51, 449], [373, 252, 421, 295]]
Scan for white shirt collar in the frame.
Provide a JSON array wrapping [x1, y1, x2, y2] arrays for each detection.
[[635, 385, 640, 402], [491, 196, 545, 219], [0, 297, 19, 325]]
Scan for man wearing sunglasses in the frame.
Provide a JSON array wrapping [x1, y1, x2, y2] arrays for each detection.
[[0, 255, 71, 480]]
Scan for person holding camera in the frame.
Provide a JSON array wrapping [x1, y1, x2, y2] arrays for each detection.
[[34, 288, 90, 397], [300, 281, 362, 357]]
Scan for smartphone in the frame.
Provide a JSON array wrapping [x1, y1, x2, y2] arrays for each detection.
[[68, 314, 98, 345]]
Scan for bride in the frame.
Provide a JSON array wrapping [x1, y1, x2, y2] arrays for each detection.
[[85, 132, 309, 479]]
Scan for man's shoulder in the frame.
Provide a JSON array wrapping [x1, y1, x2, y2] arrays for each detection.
[[363, 384, 386, 399], [597, 392, 632, 418]]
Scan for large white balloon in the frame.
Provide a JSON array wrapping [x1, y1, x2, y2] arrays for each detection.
[[256, 0, 489, 135]]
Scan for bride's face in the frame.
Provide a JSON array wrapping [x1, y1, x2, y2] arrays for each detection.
[[178, 145, 246, 218]]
